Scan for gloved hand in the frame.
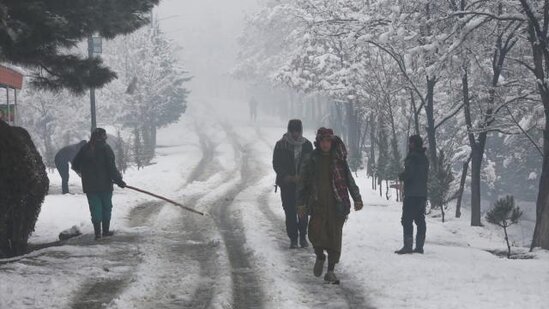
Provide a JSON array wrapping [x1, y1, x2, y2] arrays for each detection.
[[117, 180, 127, 188], [297, 205, 308, 217], [354, 200, 364, 211]]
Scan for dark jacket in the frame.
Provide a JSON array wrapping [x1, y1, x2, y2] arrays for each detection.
[[399, 149, 429, 198], [72, 141, 123, 193], [297, 137, 362, 217], [273, 135, 313, 187], [54, 141, 86, 166]]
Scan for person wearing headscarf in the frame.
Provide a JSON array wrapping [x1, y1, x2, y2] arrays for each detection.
[[72, 128, 126, 240], [297, 128, 363, 284]]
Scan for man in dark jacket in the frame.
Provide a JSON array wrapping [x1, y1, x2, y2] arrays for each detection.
[[55, 140, 86, 194], [297, 128, 363, 284], [273, 119, 313, 249], [72, 128, 126, 240], [396, 135, 430, 254]]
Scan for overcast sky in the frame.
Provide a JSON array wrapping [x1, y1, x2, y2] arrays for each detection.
[[156, 0, 258, 100]]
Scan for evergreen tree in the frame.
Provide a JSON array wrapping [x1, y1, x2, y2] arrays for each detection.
[[101, 22, 190, 164], [428, 150, 455, 222], [486, 196, 523, 259], [0, 0, 160, 93]]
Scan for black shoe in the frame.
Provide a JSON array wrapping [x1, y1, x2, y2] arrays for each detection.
[[313, 257, 325, 277], [102, 221, 114, 237], [395, 247, 413, 254], [300, 236, 309, 248], [324, 271, 340, 284], [415, 235, 425, 254], [290, 240, 298, 249], [395, 236, 413, 254], [93, 223, 102, 241]]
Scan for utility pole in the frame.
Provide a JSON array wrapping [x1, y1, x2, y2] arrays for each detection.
[[87, 35, 102, 131], [87, 35, 96, 131]]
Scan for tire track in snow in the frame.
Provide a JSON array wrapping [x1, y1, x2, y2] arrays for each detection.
[[123, 127, 225, 308], [206, 122, 266, 308], [175, 127, 224, 308]]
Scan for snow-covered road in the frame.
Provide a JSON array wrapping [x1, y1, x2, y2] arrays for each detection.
[[1, 100, 548, 309]]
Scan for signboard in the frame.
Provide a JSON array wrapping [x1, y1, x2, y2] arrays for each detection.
[[0, 66, 23, 89], [92, 36, 102, 54]]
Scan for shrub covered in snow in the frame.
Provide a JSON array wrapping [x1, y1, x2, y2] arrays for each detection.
[[0, 121, 49, 257]]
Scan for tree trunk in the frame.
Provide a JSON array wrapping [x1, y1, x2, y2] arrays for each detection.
[[503, 224, 511, 259], [532, 109, 549, 250], [410, 90, 420, 135], [346, 102, 360, 165], [462, 66, 487, 226], [456, 156, 471, 218], [151, 125, 157, 150], [524, 20, 549, 250], [441, 203, 445, 223], [385, 180, 390, 200], [379, 178, 382, 197], [425, 77, 438, 167], [470, 148, 483, 226]]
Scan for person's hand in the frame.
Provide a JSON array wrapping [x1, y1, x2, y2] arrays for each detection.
[[117, 180, 127, 189], [354, 201, 364, 211], [297, 205, 308, 218]]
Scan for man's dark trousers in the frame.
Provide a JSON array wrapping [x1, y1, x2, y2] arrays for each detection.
[[401, 196, 427, 241], [55, 160, 70, 194], [280, 183, 308, 242]]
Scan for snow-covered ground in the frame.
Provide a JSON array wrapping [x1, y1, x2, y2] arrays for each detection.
[[1, 100, 548, 309]]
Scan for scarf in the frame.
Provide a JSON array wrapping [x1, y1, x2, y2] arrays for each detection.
[[330, 136, 351, 214], [283, 133, 306, 172]]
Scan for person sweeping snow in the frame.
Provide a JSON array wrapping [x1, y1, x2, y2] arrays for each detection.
[[72, 128, 126, 240], [297, 127, 363, 284]]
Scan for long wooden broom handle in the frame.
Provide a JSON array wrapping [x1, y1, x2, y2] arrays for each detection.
[[125, 185, 205, 216]]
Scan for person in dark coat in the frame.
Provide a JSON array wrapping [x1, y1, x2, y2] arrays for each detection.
[[297, 128, 363, 284], [72, 128, 126, 240], [273, 119, 314, 249], [396, 135, 430, 254], [55, 141, 87, 194]]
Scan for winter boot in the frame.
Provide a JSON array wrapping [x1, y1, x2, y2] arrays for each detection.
[[395, 236, 414, 255], [300, 235, 309, 248], [414, 235, 425, 254], [324, 271, 340, 284], [93, 223, 102, 241], [102, 221, 114, 237], [313, 257, 325, 277], [290, 239, 298, 249]]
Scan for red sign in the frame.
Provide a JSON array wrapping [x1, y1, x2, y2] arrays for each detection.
[[0, 65, 23, 89]]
